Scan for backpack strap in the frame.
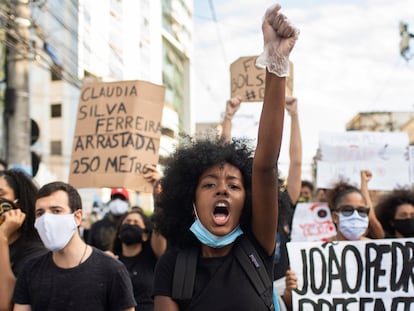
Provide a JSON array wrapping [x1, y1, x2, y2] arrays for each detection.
[[172, 247, 198, 301], [171, 236, 275, 311], [234, 235, 275, 311]]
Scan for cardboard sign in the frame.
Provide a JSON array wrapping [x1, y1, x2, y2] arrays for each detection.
[[317, 131, 410, 190], [230, 56, 293, 102], [290, 202, 336, 242], [409, 146, 414, 184], [287, 238, 414, 310], [69, 80, 165, 193]]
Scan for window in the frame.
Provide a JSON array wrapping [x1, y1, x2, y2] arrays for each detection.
[[50, 141, 62, 155], [51, 103, 62, 118]]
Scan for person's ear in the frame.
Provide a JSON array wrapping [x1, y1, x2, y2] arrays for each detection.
[[74, 209, 83, 226]]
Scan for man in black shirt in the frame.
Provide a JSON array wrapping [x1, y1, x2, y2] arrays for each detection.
[[13, 182, 136, 311]]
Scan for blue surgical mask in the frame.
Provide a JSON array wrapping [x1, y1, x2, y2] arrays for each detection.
[[190, 204, 243, 248], [337, 212, 368, 241]]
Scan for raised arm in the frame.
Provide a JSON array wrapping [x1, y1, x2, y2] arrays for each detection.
[[285, 96, 302, 204], [252, 4, 299, 254], [0, 210, 26, 311], [360, 170, 385, 239], [143, 165, 167, 257], [221, 96, 242, 143]]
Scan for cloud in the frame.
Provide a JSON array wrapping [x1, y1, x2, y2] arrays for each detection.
[[193, 0, 414, 179]]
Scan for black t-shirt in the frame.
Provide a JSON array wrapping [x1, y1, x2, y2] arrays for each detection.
[[274, 190, 296, 280], [87, 216, 118, 251], [119, 243, 157, 311], [153, 232, 274, 311], [13, 247, 136, 311], [9, 237, 48, 277]]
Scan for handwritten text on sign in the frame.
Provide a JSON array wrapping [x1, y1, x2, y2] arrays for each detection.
[[290, 202, 336, 242], [230, 56, 293, 102], [69, 80, 165, 192], [287, 239, 414, 311], [318, 131, 409, 162], [316, 131, 410, 191]]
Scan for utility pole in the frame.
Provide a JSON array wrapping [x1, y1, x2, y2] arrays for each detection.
[[6, 0, 31, 174]]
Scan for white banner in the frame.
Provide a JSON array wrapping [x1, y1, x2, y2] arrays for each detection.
[[287, 239, 414, 311], [319, 131, 409, 162], [317, 160, 410, 191], [290, 202, 336, 242], [317, 131, 409, 190]]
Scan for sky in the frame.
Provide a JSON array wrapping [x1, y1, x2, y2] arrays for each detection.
[[192, 0, 414, 180]]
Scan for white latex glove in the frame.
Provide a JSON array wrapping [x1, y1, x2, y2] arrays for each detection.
[[256, 4, 299, 77]]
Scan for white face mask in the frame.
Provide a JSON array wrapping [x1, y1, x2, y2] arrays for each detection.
[[108, 198, 129, 216], [337, 212, 369, 241], [35, 213, 78, 251]]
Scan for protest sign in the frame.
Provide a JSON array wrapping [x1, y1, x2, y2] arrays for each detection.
[[317, 131, 410, 190], [290, 202, 336, 242], [230, 56, 293, 102], [287, 238, 414, 311], [69, 80, 165, 193], [409, 146, 414, 184]]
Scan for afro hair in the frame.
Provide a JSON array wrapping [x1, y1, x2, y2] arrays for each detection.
[[153, 136, 254, 249]]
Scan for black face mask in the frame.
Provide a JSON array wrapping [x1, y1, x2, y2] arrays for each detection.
[[119, 224, 145, 245], [394, 219, 414, 238]]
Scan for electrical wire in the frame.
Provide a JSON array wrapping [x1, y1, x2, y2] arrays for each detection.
[[207, 0, 228, 65]]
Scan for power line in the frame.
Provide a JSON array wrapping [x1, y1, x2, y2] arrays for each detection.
[[207, 0, 228, 65]]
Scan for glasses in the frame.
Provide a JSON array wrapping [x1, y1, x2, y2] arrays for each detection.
[[337, 205, 370, 218], [0, 198, 16, 215]]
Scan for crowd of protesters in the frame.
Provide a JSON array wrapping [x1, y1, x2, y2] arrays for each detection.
[[0, 2, 413, 311]]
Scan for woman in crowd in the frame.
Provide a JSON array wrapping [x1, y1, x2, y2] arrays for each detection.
[[112, 209, 166, 311], [0, 169, 47, 311], [152, 3, 299, 310], [326, 179, 372, 242], [375, 188, 414, 238], [281, 172, 383, 310]]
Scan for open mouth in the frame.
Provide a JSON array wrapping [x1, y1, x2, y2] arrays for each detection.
[[213, 204, 229, 225]]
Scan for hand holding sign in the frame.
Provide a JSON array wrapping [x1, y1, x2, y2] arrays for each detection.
[[143, 164, 161, 187], [282, 269, 298, 310]]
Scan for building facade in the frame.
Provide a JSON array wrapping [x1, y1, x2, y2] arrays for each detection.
[[1, 0, 193, 210]]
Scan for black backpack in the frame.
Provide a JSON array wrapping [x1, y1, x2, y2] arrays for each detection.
[[172, 235, 275, 310]]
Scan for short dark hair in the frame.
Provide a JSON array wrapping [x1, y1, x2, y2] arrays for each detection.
[[301, 180, 314, 192], [36, 181, 82, 213], [0, 158, 8, 170]]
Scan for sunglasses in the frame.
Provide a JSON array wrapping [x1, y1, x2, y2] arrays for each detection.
[[337, 205, 370, 218], [0, 198, 17, 223]]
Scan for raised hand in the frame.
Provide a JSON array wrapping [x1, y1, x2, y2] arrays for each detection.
[[256, 4, 299, 77], [225, 96, 242, 119], [0, 208, 26, 242], [285, 96, 298, 116]]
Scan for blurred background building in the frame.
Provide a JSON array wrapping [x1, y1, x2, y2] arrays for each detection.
[[1, 0, 413, 209], [0, 0, 193, 211]]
